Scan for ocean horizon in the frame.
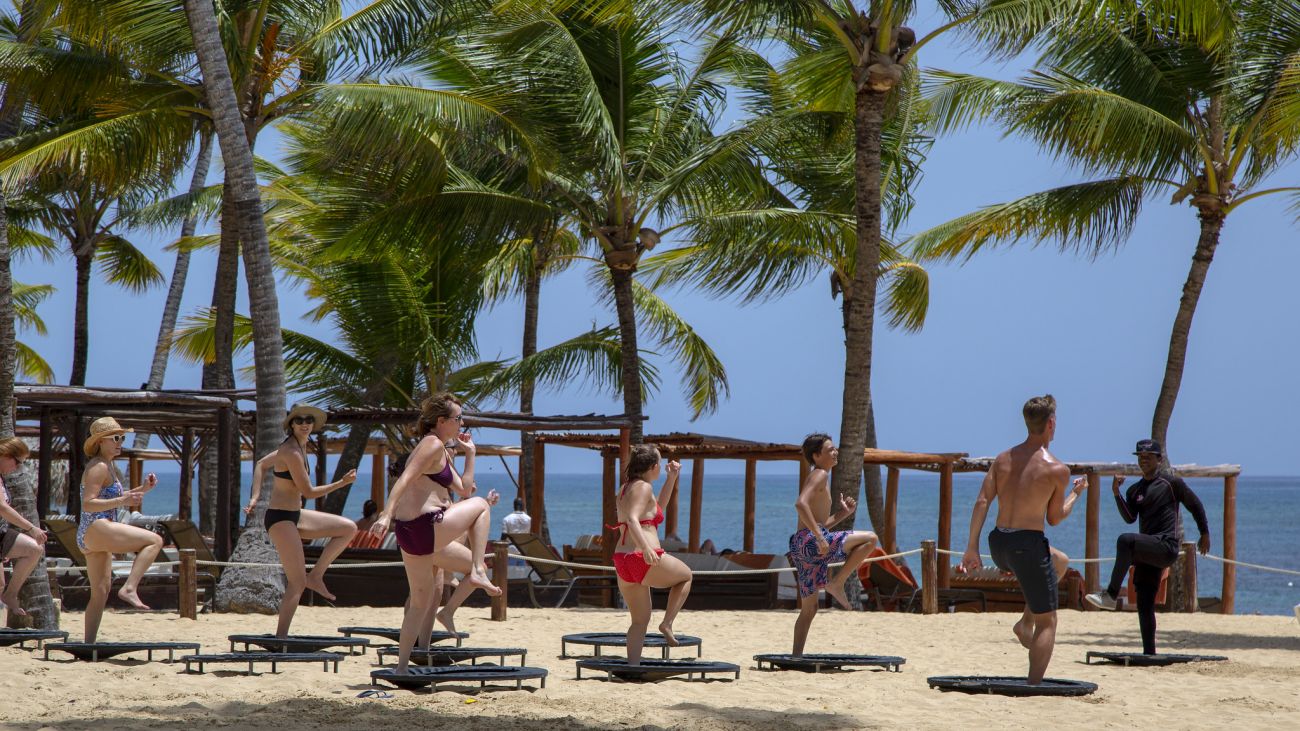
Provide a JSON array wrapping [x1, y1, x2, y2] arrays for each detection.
[[125, 465, 1299, 617]]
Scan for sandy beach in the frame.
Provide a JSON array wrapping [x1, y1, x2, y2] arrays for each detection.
[[2, 605, 1297, 730]]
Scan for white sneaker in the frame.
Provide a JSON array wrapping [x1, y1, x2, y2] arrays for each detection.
[[1085, 591, 1118, 610]]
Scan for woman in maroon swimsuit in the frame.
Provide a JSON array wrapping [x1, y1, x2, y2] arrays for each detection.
[[370, 393, 499, 673], [612, 445, 692, 665]]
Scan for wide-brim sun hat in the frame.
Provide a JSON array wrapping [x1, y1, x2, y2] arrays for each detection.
[[83, 416, 133, 456], [283, 403, 327, 432]]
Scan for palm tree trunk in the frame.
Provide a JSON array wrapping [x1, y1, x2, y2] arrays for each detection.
[[198, 184, 240, 534], [831, 86, 888, 531], [1150, 209, 1225, 457], [185, 0, 287, 612], [320, 426, 370, 515], [609, 264, 643, 444], [520, 256, 545, 541], [70, 248, 93, 386], [5, 462, 57, 629], [0, 198, 13, 433], [134, 130, 214, 450]]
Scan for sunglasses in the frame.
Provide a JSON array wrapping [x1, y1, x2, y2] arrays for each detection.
[[443, 414, 463, 423], [291, 416, 316, 425], [109, 434, 126, 443]]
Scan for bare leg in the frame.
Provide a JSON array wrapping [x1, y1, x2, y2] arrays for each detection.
[[1027, 610, 1058, 684], [792, 594, 819, 656], [83, 521, 162, 610], [417, 568, 444, 648], [620, 581, 652, 666], [267, 520, 308, 637], [645, 554, 693, 645], [1012, 606, 1034, 649], [431, 497, 499, 596], [297, 510, 357, 602], [825, 531, 877, 609], [84, 551, 113, 643], [431, 542, 479, 634], [397, 551, 438, 673], [1050, 547, 1069, 582], [118, 532, 163, 609], [1, 533, 42, 615]]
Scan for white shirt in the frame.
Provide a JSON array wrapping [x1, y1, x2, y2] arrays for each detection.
[[502, 510, 532, 535]]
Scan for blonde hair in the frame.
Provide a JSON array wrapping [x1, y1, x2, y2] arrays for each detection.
[[417, 392, 461, 435], [0, 436, 30, 461]]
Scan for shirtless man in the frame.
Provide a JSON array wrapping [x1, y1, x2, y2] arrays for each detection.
[[788, 433, 878, 656], [960, 395, 1087, 684]]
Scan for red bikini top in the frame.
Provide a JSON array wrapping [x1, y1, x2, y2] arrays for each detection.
[[607, 482, 664, 545]]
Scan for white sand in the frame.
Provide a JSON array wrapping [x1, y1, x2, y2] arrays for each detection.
[[2, 605, 1298, 730]]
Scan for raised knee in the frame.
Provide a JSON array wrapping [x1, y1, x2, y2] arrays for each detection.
[[148, 533, 164, 549]]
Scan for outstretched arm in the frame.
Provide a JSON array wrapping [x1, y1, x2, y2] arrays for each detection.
[[1173, 477, 1211, 554], [656, 460, 681, 508], [961, 469, 997, 571], [287, 447, 356, 500], [244, 454, 275, 515]]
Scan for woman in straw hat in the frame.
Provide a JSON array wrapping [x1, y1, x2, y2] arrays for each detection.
[[246, 403, 356, 637], [0, 437, 46, 618], [79, 417, 163, 642], [370, 392, 500, 674]]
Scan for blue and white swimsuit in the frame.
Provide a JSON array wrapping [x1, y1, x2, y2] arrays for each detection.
[[77, 480, 122, 551]]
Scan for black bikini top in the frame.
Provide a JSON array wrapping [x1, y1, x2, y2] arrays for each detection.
[[272, 445, 308, 480]]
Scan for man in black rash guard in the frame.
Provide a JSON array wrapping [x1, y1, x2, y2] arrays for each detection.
[[1085, 439, 1211, 654]]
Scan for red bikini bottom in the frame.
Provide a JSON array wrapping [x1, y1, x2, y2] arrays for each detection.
[[613, 549, 665, 585]]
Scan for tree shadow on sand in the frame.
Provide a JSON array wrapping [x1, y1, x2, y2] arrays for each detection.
[[669, 702, 871, 730], [1060, 629, 1300, 653]]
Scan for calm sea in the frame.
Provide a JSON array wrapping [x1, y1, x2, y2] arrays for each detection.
[[131, 466, 1299, 616]]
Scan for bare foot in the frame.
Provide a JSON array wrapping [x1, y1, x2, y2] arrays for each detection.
[[467, 570, 501, 597], [658, 622, 679, 646], [1012, 619, 1033, 649], [117, 586, 150, 610], [436, 607, 457, 635], [825, 582, 851, 610], [1, 592, 27, 617], [305, 575, 337, 602]]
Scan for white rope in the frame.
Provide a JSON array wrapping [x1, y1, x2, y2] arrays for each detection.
[[193, 559, 405, 569], [1202, 554, 1300, 577], [507, 548, 923, 576], [935, 547, 1114, 564]]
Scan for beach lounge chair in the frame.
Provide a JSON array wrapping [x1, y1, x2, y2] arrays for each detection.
[[160, 519, 223, 582], [857, 548, 986, 612], [505, 532, 619, 608]]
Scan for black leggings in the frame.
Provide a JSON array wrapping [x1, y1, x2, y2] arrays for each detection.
[[1106, 533, 1178, 654]]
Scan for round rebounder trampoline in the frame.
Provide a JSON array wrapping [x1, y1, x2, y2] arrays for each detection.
[[337, 626, 467, 646], [927, 675, 1098, 697], [753, 653, 905, 673], [43, 641, 200, 663], [560, 632, 702, 659], [0, 629, 69, 649], [227, 634, 370, 655], [183, 652, 345, 674], [1085, 651, 1228, 667], [575, 657, 740, 682], [375, 646, 527, 667], [370, 664, 548, 691]]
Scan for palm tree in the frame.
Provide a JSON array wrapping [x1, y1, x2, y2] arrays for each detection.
[[642, 42, 932, 532], [910, 2, 1300, 456]]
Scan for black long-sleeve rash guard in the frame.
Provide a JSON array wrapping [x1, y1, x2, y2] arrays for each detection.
[[1114, 472, 1211, 543]]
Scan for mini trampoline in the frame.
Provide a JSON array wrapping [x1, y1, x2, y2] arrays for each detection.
[[560, 632, 702, 659], [927, 675, 1098, 696], [753, 653, 905, 673], [371, 664, 548, 691], [1085, 651, 1228, 667], [227, 634, 369, 655], [375, 646, 527, 667], [0, 629, 69, 649], [575, 658, 740, 682], [183, 652, 344, 674], [43, 642, 200, 663], [337, 626, 467, 646]]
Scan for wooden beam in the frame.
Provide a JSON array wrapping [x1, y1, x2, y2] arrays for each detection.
[[1181, 541, 1198, 613], [743, 458, 757, 552], [884, 467, 900, 554], [1085, 469, 1100, 594], [178, 549, 197, 620], [491, 541, 509, 621], [370, 446, 384, 509], [529, 443, 546, 537], [938, 463, 953, 589], [179, 428, 194, 523], [797, 459, 809, 495], [37, 407, 51, 518], [689, 459, 704, 553], [1222, 474, 1236, 614]]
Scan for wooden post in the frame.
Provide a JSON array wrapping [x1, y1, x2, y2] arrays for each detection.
[[688, 459, 704, 552], [884, 467, 900, 554], [601, 453, 617, 608], [1180, 541, 1198, 613], [664, 462, 679, 538], [1085, 469, 1100, 595], [921, 540, 938, 615], [743, 459, 757, 552], [68, 416, 86, 516], [314, 434, 327, 511], [37, 407, 51, 518], [797, 459, 809, 494], [129, 458, 142, 500], [618, 428, 631, 482], [179, 428, 194, 523], [370, 445, 384, 509], [178, 548, 198, 620], [491, 541, 509, 621], [528, 443, 546, 536], [937, 463, 953, 589], [1222, 474, 1236, 614], [215, 406, 232, 561]]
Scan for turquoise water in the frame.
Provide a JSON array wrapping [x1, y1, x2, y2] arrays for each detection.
[[133, 467, 1298, 616]]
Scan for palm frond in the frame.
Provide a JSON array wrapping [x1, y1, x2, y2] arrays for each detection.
[[96, 234, 164, 292]]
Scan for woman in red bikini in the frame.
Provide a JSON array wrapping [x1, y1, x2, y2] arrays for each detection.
[[611, 444, 692, 665]]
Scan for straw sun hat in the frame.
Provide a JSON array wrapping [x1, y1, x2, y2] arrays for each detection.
[[283, 403, 327, 432], [83, 417, 133, 456]]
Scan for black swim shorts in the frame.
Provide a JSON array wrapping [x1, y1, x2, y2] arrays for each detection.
[[988, 528, 1058, 614]]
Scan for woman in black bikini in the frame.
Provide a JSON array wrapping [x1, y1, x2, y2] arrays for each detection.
[[370, 393, 500, 673], [245, 404, 357, 637]]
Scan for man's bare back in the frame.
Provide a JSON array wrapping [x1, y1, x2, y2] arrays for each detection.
[[990, 442, 1071, 531]]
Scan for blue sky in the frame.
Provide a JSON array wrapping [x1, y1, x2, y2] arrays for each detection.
[[12, 4, 1299, 476]]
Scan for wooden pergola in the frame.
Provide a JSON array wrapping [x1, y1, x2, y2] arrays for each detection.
[[951, 458, 1244, 613], [535, 432, 967, 573]]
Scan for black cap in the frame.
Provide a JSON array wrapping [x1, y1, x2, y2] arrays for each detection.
[[1133, 439, 1163, 455]]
